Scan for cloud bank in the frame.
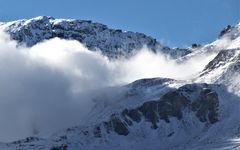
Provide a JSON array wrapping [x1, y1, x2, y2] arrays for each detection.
[[0, 30, 216, 142]]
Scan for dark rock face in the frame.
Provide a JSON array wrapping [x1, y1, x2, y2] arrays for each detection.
[[122, 109, 141, 123], [219, 25, 232, 38], [136, 92, 190, 129], [50, 145, 68, 150], [192, 88, 219, 123], [138, 101, 159, 129], [94, 83, 219, 136], [191, 43, 201, 49], [103, 114, 129, 136], [111, 115, 130, 135], [158, 90, 190, 122]]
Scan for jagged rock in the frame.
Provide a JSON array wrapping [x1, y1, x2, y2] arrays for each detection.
[[192, 88, 219, 123], [110, 115, 129, 136], [1, 16, 160, 59], [100, 83, 219, 136], [50, 145, 68, 150], [191, 43, 201, 48], [0, 16, 193, 59], [200, 49, 238, 76], [122, 109, 141, 123], [158, 90, 190, 122], [219, 25, 232, 38], [103, 114, 129, 136], [139, 101, 159, 129]]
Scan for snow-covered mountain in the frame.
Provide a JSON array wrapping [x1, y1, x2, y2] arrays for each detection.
[[0, 17, 240, 150], [2, 79, 240, 150], [196, 23, 240, 91], [0, 16, 190, 59], [178, 23, 240, 63]]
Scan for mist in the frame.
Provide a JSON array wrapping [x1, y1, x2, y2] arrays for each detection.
[[0, 30, 216, 142]]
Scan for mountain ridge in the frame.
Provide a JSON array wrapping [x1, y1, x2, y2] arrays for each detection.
[[0, 17, 240, 150], [0, 16, 192, 59]]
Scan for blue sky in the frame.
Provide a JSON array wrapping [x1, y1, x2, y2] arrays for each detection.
[[0, 0, 239, 47]]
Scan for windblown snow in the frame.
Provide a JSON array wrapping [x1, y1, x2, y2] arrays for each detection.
[[0, 17, 239, 150]]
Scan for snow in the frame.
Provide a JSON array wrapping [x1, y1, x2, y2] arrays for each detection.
[[0, 18, 240, 150], [0, 16, 193, 59], [0, 16, 159, 59]]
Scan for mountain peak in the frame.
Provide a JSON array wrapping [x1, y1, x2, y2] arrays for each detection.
[[0, 16, 161, 58], [218, 22, 240, 40], [0, 16, 192, 59]]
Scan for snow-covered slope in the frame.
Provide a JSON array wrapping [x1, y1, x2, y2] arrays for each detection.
[[0, 16, 190, 59], [179, 22, 240, 63], [2, 80, 240, 150], [198, 48, 240, 81], [196, 23, 240, 95], [0, 17, 240, 150], [203, 22, 240, 50]]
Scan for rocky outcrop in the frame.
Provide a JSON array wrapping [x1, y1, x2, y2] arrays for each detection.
[[219, 25, 232, 38], [200, 48, 240, 77], [192, 88, 219, 123], [92, 83, 219, 136]]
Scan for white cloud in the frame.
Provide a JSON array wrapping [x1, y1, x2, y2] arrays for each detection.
[[0, 30, 216, 142]]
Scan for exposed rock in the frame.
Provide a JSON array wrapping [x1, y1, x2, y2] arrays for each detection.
[[200, 48, 239, 76], [139, 101, 159, 128], [158, 90, 190, 122], [122, 109, 141, 123], [0, 16, 193, 59], [50, 145, 68, 150], [191, 43, 201, 49], [98, 83, 219, 136], [219, 25, 232, 38], [192, 88, 219, 123], [110, 115, 129, 136], [102, 114, 129, 136], [1, 16, 160, 59]]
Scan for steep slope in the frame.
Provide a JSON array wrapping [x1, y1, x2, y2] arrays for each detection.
[[0, 16, 190, 59], [179, 22, 240, 63], [196, 23, 240, 95], [204, 22, 240, 50]]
